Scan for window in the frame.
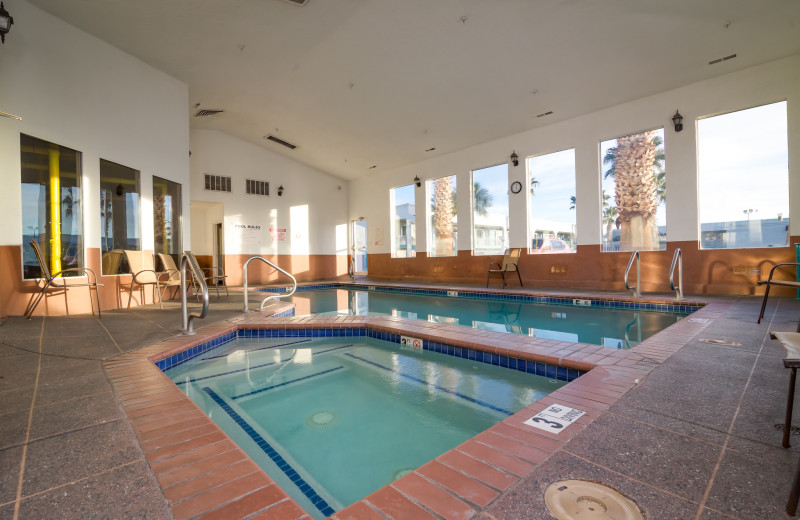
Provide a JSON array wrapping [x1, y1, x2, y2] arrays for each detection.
[[472, 164, 508, 255], [698, 101, 789, 249], [600, 128, 666, 252], [100, 160, 140, 274], [153, 176, 182, 255], [391, 184, 415, 258], [20, 134, 83, 279], [428, 175, 457, 257], [528, 149, 576, 254]]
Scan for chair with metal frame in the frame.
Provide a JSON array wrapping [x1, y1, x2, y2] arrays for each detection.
[[486, 248, 523, 288], [123, 250, 163, 309], [156, 253, 188, 302], [24, 239, 103, 319]]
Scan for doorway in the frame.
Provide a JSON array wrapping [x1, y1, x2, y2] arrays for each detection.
[[351, 219, 368, 277]]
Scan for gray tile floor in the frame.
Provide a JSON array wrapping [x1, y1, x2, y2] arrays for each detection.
[[1, 288, 799, 519]]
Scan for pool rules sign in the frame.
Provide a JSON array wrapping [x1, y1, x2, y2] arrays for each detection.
[[524, 404, 586, 434]]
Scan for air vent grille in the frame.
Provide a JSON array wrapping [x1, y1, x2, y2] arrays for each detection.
[[282, 0, 308, 5], [708, 54, 736, 65], [194, 109, 224, 117], [246, 179, 269, 196], [204, 174, 232, 192], [265, 135, 297, 149]]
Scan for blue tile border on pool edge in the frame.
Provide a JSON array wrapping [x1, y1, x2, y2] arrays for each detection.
[[156, 326, 585, 383], [256, 282, 702, 314], [203, 387, 336, 518]]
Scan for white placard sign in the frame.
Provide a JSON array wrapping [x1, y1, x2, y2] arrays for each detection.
[[400, 336, 423, 351], [524, 404, 586, 434]]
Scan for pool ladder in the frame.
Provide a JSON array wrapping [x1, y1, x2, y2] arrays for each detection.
[[242, 256, 298, 312], [624, 249, 684, 300], [180, 252, 209, 335]]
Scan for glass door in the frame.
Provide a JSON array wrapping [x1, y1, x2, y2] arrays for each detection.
[[352, 219, 368, 276]]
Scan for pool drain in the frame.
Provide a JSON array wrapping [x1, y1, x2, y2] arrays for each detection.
[[544, 480, 644, 520], [305, 411, 338, 429], [391, 467, 414, 481]]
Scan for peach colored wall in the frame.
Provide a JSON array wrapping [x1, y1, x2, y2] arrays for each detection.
[[366, 238, 800, 296], [225, 254, 347, 287]]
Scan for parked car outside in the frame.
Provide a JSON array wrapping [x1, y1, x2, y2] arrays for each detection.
[[530, 237, 573, 254]]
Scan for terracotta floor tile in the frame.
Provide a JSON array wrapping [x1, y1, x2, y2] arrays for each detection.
[[416, 461, 499, 507], [163, 459, 261, 504], [391, 472, 475, 520], [158, 448, 249, 489], [150, 440, 239, 476], [247, 498, 309, 520], [473, 431, 549, 465], [364, 485, 438, 520], [331, 500, 386, 520], [436, 450, 518, 491], [145, 431, 228, 462], [193, 483, 287, 520], [457, 440, 534, 477], [171, 471, 273, 520]]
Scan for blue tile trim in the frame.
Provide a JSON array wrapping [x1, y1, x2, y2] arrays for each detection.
[[231, 366, 344, 400], [203, 387, 336, 518], [256, 283, 702, 314], [202, 339, 311, 360], [345, 352, 513, 415]]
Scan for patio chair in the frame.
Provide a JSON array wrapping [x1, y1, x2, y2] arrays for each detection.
[[24, 239, 103, 319], [123, 250, 163, 309], [156, 253, 187, 302], [202, 264, 229, 298], [486, 248, 523, 288], [101, 249, 124, 275], [757, 263, 800, 326]]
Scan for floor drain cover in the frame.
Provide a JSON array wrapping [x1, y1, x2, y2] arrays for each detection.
[[544, 480, 644, 520], [699, 338, 742, 347], [306, 411, 338, 429]]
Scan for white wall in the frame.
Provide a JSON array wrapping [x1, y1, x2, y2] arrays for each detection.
[[351, 54, 800, 254], [0, 0, 190, 250], [189, 129, 349, 257]]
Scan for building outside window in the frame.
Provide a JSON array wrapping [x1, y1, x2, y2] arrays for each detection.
[[472, 164, 508, 255], [20, 134, 83, 279], [100, 159, 140, 274], [153, 176, 182, 256], [428, 175, 457, 257], [600, 128, 666, 252], [391, 184, 416, 258], [698, 101, 789, 249], [528, 149, 577, 254]]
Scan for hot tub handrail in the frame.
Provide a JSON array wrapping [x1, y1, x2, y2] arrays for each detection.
[[181, 251, 209, 335], [243, 256, 297, 312], [624, 250, 641, 298], [669, 248, 683, 301]]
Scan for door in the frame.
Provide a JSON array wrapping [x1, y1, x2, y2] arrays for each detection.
[[351, 219, 368, 276]]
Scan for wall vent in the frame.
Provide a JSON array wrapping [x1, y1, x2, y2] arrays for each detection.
[[246, 179, 269, 196], [204, 174, 232, 192], [194, 109, 224, 117], [708, 53, 736, 65], [281, 0, 309, 5], [265, 135, 297, 149], [537, 111, 554, 117]]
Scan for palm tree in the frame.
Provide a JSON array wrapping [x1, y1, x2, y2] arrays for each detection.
[[473, 182, 493, 217], [603, 131, 664, 251], [432, 177, 455, 255], [602, 192, 618, 248], [530, 177, 540, 195], [569, 195, 576, 211]]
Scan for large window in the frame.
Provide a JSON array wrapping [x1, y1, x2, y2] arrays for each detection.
[[473, 164, 509, 255], [153, 176, 182, 255], [528, 149, 576, 254], [100, 160, 140, 275], [391, 184, 415, 258], [428, 175, 457, 257], [698, 101, 789, 249], [20, 134, 83, 279], [600, 128, 666, 252]]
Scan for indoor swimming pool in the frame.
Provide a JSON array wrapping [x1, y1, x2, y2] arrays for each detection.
[[279, 286, 694, 348], [166, 335, 566, 518]]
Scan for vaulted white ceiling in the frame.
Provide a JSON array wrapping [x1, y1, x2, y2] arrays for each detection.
[[27, 0, 800, 180]]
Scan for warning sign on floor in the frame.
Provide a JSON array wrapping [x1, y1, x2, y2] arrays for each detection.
[[524, 404, 586, 434]]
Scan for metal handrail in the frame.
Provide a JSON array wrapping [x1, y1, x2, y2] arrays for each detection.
[[242, 256, 297, 312], [624, 250, 641, 298], [181, 252, 209, 335], [670, 248, 683, 300]]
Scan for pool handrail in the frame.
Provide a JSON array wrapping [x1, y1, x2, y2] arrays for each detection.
[[624, 250, 641, 298], [242, 256, 297, 312], [670, 248, 683, 300], [181, 251, 209, 335]]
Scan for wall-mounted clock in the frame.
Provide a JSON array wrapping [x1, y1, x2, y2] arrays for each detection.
[[510, 181, 522, 194]]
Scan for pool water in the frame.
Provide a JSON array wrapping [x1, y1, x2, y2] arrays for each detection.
[[167, 336, 565, 518], [287, 288, 685, 348]]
